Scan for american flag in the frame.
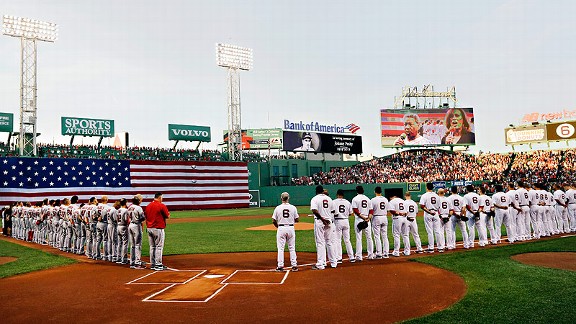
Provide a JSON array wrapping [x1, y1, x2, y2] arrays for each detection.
[[345, 123, 361, 134], [0, 157, 249, 210]]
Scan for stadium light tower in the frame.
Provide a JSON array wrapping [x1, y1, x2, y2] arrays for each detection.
[[2, 15, 58, 156], [216, 43, 253, 161]]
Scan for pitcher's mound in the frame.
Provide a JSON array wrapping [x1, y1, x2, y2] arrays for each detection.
[[512, 252, 576, 271], [247, 223, 314, 230]]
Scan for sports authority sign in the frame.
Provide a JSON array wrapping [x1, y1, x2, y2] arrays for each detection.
[[0, 112, 14, 132], [168, 124, 211, 142], [61, 117, 114, 137]]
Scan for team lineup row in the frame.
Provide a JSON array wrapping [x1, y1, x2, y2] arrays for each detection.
[[273, 182, 576, 271], [4, 193, 170, 271]]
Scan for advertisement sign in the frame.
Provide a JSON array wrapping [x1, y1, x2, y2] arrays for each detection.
[[381, 108, 475, 147], [282, 130, 362, 154], [407, 183, 421, 192], [169, 124, 211, 142], [249, 190, 260, 208], [546, 120, 576, 141], [505, 125, 547, 145], [61, 117, 114, 137], [222, 128, 283, 150], [0, 112, 13, 133]]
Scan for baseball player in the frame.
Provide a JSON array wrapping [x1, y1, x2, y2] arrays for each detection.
[[545, 185, 558, 235], [272, 192, 299, 272], [95, 196, 112, 260], [128, 194, 146, 269], [371, 186, 389, 259], [478, 186, 497, 245], [516, 182, 531, 241], [553, 184, 569, 234], [464, 185, 486, 247], [506, 183, 521, 241], [493, 184, 515, 243], [82, 197, 98, 258], [447, 186, 469, 249], [115, 198, 130, 265], [403, 192, 423, 255], [333, 189, 355, 263], [565, 183, 576, 233], [387, 193, 405, 257], [437, 188, 453, 246], [107, 201, 119, 262], [310, 185, 337, 270], [419, 183, 444, 253], [351, 185, 374, 261], [528, 183, 543, 239]]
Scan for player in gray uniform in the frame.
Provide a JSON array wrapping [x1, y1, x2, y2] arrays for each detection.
[[371, 186, 389, 259], [420, 183, 444, 253], [95, 196, 111, 260], [59, 198, 72, 252], [128, 194, 146, 269], [116, 198, 130, 265], [332, 189, 355, 263], [82, 197, 98, 258], [310, 185, 337, 270], [351, 185, 374, 261], [464, 185, 485, 247], [272, 192, 299, 272], [447, 186, 469, 249], [107, 201, 120, 262], [552, 184, 569, 234]]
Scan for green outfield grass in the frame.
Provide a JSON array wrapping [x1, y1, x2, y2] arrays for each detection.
[[409, 236, 576, 324], [0, 239, 76, 278]]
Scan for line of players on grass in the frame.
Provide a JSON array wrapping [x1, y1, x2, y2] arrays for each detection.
[[7, 193, 169, 270], [274, 182, 576, 271]]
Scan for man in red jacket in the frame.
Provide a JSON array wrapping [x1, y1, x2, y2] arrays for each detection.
[[146, 192, 170, 271]]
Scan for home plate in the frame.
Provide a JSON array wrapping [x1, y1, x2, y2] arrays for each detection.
[[204, 274, 225, 279]]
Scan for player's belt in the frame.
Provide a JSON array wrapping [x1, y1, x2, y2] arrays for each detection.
[[373, 214, 386, 217], [278, 224, 294, 227], [569, 203, 576, 204], [334, 218, 347, 220], [519, 205, 528, 206]]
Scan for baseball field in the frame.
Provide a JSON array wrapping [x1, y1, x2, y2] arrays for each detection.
[[1, 206, 575, 323]]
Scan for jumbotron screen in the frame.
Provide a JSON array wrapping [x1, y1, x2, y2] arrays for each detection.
[[380, 108, 476, 147], [283, 130, 362, 154]]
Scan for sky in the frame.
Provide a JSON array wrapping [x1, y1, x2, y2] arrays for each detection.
[[1, 0, 576, 156]]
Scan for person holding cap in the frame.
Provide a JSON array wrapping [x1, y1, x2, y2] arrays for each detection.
[[294, 132, 316, 151], [272, 192, 299, 272], [146, 192, 170, 271]]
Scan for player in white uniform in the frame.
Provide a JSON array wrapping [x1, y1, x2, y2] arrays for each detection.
[[528, 183, 542, 239], [478, 187, 497, 245], [545, 187, 558, 235], [419, 183, 444, 253], [565, 183, 576, 233], [371, 187, 389, 259], [506, 183, 521, 241], [516, 182, 531, 240], [447, 186, 469, 249], [351, 185, 374, 261], [464, 185, 485, 247], [387, 194, 406, 257], [493, 184, 515, 243], [552, 184, 569, 234], [436, 188, 453, 247], [333, 189, 355, 263], [402, 192, 423, 255], [272, 192, 299, 272], [310, 185, 337, 270]]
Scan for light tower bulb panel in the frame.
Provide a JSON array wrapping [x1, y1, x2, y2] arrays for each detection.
[[2, 15, 58, 42], [216, 43, 253, 71]]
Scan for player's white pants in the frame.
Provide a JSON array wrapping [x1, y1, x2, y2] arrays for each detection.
[[403, 218, 423, 255], [529, 206, 541, 238], [568, 204, 576, 232], [391, 217, 404, 256], [314, 219, 337, 268], [540, 206, 551, 236], [128, 223, 143, 266], [519, 206, 531, 240], [466, 212, 486, 247], [494, 209, 515, 243], [513, 208, 526, 241], [555, 206, 569, 233], [473, 213, 488, 246], [334, 218, 354, 261], [372, 215, 389, 257], [483, 212, 497, 244], [354, 218, 374, 261], [448, 215, 469, 249], [276, 226, 297, 268], [147, 228, 166, 267], [547, 206, 558, 234], [424, 213, 445, 251]]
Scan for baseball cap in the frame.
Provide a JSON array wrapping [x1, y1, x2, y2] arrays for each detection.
[[302, 132, 312, 139]]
